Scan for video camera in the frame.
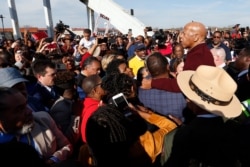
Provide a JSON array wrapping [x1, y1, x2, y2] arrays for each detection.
[[145, 26, 152, 31], [55, 20, 70, 34], [55, 20, 77, 40], [152, 29, 167, 48]]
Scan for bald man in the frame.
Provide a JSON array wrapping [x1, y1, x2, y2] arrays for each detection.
[[141, 21, 216, 92], [179, 21, 215, 70]]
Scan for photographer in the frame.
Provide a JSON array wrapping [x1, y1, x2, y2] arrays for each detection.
[[36, 37, 58, 55], [60, 34, 74, 55], [110, 36, 128, 59], [152, 30, 173, 57], [13, 49, 33, 76], [53, 21, 77, 56]]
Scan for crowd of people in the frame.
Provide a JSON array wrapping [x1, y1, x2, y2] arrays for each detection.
[[0, 20, 249, 167]]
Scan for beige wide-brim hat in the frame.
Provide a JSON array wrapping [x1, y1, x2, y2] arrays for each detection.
[[177, 65, 242, 118]]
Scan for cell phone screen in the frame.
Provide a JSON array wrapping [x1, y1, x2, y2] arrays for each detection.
[[112, 93, 132, 117], [113, 95, 128, 109]]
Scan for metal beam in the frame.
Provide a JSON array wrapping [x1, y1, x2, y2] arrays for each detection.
[[79, 0, 145, 36], [8, 0, 22, 39], [43, 0, 54, 38]]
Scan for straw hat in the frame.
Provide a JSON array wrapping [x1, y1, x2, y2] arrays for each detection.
[[177, 65, 242, 118]]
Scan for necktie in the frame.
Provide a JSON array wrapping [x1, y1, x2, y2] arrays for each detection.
[[50, 87, 56, 98]]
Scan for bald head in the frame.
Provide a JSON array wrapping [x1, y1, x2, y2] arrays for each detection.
[[180, 21, 207, 49], [82, 74, 102, 95], [187, 21, 206, 36], [146, 52, 168, 78]]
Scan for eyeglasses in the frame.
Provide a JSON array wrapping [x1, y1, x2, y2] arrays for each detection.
[[213, 36, 221, 39], [143, 75, 151, 79], [93, 83, 102, 89], [137, 49, 146, 52], [16, 50, 23, 54]]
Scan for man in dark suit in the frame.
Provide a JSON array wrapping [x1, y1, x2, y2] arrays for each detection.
[[163, 65, 242, 167], [31, 59, 60, 112], [231, 46, 250, 101], [225, 47, 250, 166]]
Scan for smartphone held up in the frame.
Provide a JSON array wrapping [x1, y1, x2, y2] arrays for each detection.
[[112, 93, 132, 117]]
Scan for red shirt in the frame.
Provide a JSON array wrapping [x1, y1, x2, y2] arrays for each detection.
[[81, 97, 100, 143], [61, 45, 74, 55], [183, 43, 215, 71], [152, 43, 215, 92], [158, 42, 173, 56], [80, 52, 91, 68]]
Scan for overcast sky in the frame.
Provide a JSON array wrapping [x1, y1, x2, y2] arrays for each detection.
[[0, 0, 249, 29]]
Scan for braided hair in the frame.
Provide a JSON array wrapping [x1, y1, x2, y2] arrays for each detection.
[[87, 104, 128, 143], [86, 103, 149, 167], [102, 73, 134, 102]]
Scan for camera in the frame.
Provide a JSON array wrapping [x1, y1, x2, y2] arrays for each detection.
[[47, 43, 57, 49], [55, 20, 70, 34], [152, 29, 167, 48], [145, 26, 152, 31], [73, 116, 80, 133], [97, 37, 108, 44], [128, 29, 132, 36]]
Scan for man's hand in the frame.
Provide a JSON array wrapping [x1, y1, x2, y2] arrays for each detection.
[[98, 100, 104, 107]]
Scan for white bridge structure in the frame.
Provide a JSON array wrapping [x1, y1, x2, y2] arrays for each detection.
[[7, 0, 146, 39]]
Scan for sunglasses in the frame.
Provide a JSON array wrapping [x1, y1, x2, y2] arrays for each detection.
[[213, 36, 221, 39]]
